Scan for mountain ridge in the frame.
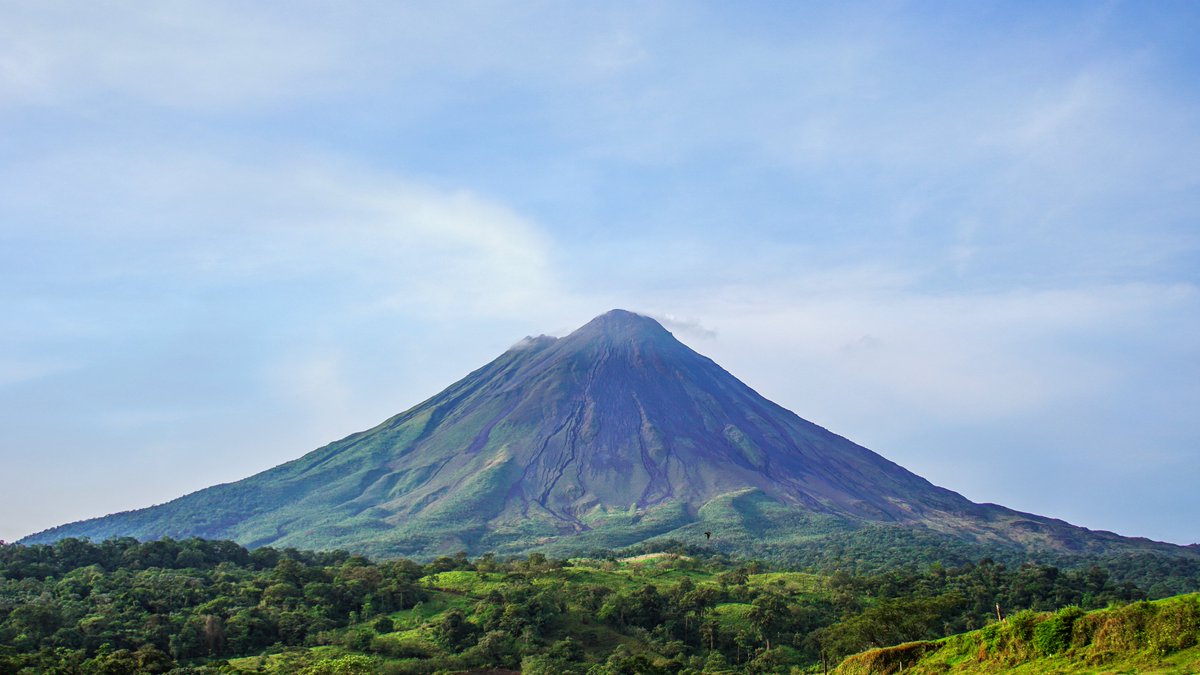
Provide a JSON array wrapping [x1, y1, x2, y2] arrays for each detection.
[[22, 310, 1197, 563]]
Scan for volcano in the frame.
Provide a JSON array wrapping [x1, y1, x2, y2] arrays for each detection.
[[23, 310, 1192, 561]]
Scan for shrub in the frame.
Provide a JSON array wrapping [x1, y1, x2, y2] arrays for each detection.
[[1145, 597, 1200, 655], [299, 654, 376, 675], [369, 636, 432, 658], [1033, 606, 1083, 655], [835, 641, 938, 675], [976, 622, 1001, 656], [1007, 609, 1039, 646], [1091, 601, 1153, 654]]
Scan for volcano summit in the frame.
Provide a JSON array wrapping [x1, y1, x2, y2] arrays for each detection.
[[23, 310, 1192, 562]]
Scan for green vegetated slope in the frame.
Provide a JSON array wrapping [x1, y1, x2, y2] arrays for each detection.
[[836, 594, 1200, 675]]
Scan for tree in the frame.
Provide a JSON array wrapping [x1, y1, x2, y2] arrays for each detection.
[[430, 608, 479, 652], [700, 619, 720, 652], [201, 614, 225, 656], [748, 594, 790, 650], [463, 630, 521, 669]]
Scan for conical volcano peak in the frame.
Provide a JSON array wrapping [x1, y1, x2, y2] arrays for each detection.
[[569, 309, 674, 344], [26, 309, 1192, 564]]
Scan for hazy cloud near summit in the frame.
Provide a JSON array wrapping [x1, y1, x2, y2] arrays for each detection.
[[653, 314, 718, 340]]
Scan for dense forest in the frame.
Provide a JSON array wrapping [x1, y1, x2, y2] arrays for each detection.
[[1, 537, 1195, 674]]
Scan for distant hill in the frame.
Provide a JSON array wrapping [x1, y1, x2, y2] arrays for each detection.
[[22, 310, 1199, 564]]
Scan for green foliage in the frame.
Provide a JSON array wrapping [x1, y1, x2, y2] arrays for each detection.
[[428, 608, 479, 652], [0, 538, 422, 672], [836, 593, 1200, 674], [1, 537, 1197, 674], [1032, 605, 1083, 655], [299, 654, 376, 674], [813, 593, 964, 659], [833, 640, 939, 675]]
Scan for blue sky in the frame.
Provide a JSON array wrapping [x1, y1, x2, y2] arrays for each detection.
[[2, 1, 1198, 545]]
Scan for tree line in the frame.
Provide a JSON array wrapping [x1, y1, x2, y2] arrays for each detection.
[[0, 537, 1179, 674]]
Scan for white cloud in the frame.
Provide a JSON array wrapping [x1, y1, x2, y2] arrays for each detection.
[[318, 176, 558, 317], [0, 360, 72, 388], [654, 276, 1199, 426], [0, 2, 670, 113], [0, 145, 562, 319], [652, 313, 717, 340], [0, 2, 337, 109]]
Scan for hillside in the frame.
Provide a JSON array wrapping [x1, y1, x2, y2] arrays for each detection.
[[21, 310, 1198, 565], [835, 593, 1200, 675]]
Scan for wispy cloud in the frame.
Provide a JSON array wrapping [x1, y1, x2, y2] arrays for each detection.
[[0, 2, 337, 109], [0, 360, 73, 388], [652, 313, 717, 340], [670, 277, 1198, 422], [0, 146, 561, 317]]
